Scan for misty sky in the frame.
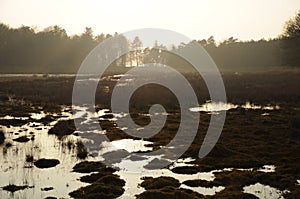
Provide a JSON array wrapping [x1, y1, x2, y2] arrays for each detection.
[[0, 0, 299, 42]]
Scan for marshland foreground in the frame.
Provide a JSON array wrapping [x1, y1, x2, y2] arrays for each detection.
[[0, 70, 299, 199]]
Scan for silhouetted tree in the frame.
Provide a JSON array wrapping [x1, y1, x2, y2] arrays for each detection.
[[131, 36, 142, 66], [207, 36, 216, 48], [281, 11, 300, 67], [143, 41, 166, 65], [0, 20, 296, 73]]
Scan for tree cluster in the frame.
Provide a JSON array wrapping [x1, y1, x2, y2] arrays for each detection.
[[0, 11, 299, 73]]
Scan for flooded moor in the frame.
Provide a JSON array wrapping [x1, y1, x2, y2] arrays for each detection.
[[0, 71, 299, 199]]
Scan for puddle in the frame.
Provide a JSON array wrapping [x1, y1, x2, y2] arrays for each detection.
[[72, 106, 98, 122], [243, 183, 288, 199], [113, 74, 127, 78], [116, 160, 279, 198], [257, 165, 276, 173], [213, 165, 275, 173], [190, 101, 280, 113], [115, 161, 277, 198], [75, 74, 131, 86], [180, 184, 225, 196], [73, 105, 126, 122], [0, 116, 29, 120], [113, 112, 128, 118], [30, 111, 46, 120], [116, 162, 216, 198], [189, 101, 237, 113], [97, 109, 110, 117], [115, 75, 135, 87], [169, 157, 195, 169], [242, 102, 280, 110], [99, 139, 153, 154]]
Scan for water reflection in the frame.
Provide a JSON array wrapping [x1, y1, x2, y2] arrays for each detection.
[[99, 139, 153, 154], [189, 101, 237, 113], [190, 101, 280, 114], [30, 112, 46, 120], [243, 183, 288, 199], [116, 158, 217, 198], [257, 165, 276, 173], [242, 102, 280, 110], [180, 184, 225, 196], [0, 104, 288, 198], [0, 111, 88, 198]]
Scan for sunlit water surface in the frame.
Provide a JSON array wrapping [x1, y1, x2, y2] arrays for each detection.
[[0, 101, 285, 199]]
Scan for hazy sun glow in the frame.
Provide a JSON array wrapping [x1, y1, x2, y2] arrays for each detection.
[[0, 0, 299, 41]]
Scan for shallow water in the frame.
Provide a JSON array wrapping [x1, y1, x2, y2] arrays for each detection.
[[243, 183, 288, 199], [0, 104, 288, 198], [0, 120, 88, 198], [115, 163, 279, 198], [115, 158, 217, 198], [30, 112, 46, 120], [189, 101, 280, 114], [99, 139, 153, 154], [180, 184, 225, 196]]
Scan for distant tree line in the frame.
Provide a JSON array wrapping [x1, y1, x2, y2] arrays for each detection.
[[0, 25, 113, 73], [0, 11, 299, 73]]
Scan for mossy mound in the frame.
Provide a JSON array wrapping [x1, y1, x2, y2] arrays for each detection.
[[136, 186, 204, 199], [70, 161, 125, 199], [34, 158, 60, 169], [72, 161, 115, 173], [140, 176, 180, 190], [48, 119, 75, 137], [69, 174, 125, 199]]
